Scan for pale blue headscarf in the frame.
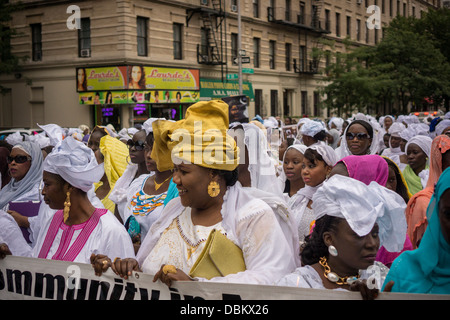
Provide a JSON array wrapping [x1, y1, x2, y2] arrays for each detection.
[[382, 167, 450, 294]]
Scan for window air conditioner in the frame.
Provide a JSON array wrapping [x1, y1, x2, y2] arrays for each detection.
[[80, 48, 91, 58]]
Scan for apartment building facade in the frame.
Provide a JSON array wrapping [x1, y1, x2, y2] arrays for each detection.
[[0, 0, 441, 130]]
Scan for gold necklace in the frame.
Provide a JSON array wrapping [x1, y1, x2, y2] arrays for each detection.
[[154, 175, 172, 191], [319, 256, 359, 285]]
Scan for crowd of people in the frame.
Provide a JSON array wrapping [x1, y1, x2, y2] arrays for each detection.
[[0, 101, 449, 299]]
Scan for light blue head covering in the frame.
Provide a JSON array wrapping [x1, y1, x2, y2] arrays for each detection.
[[383, 167, 450, 294], [0, 141, 43, 209]]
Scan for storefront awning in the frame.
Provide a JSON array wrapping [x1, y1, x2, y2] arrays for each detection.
[[200, 78, 254, 101]]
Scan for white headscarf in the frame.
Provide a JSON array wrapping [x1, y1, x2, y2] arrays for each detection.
[[229, 123, 280, 195], [435, 120, 450, 136], [0, 141, 43, 209], [312, 175, 407, 252], [335, 120, 379, 160], [142, 118, 166, 136], [37, 123, 64, 146], [405, 135, 433, 158], [43, 137, 104, 192], [307, 144, 338, 167], [300, 120, 326, 138]]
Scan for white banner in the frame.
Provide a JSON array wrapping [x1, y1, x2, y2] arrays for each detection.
[[0, 256, 448, 302]]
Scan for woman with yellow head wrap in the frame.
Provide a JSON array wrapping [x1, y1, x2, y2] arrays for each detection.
[[91, 100, 296, 286]]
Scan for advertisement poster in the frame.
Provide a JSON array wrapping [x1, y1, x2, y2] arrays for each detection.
[[221, 95, 249, 123], [77, 66, 128, 92], [79, 91, 128, 105], [143, 67, 200, 91]]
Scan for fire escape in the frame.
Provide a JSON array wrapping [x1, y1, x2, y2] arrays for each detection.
[[186, 0, 226, 67], [268, 0, 329, 75]]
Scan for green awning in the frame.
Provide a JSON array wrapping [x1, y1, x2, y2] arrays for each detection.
[[200, 78, 254, 101]]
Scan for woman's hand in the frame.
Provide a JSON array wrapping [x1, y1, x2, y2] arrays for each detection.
[[90, 253, 112, 276], [349, 279, 380, 300], [7, 210, 30, 228], [110, 257, 141, 280], [153, 264, 193, 287], [0, 243, 12, 259]]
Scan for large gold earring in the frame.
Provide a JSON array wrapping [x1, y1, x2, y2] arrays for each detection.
[[207, 181, 220, 198], [63, 191, 71, 223]]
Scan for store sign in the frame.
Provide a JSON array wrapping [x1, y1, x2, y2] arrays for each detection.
[[77, 66, 200, 93], [79, 90, 200, 105], [200, 78, 254, 100], [144, 67, 200, 91]]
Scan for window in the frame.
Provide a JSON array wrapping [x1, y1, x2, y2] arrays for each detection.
[[231, 33, 238, 63], [269, 40, 276, 69], [270, 90, 278, 116], [313, 91, 319, 117], [390, 0, 393, 17], [382, 0, 385, 13], [299, 45, 306, 72], [285, 0, 291, 21], [299, 2, 306, 24], [301, 91, 307, 116], [356, 19, 361, 41], [325, 9, 330, 31], [346, 16, 351, 37], [137, 17, 148, 56], [200, 27, 210, 56], [335, 13, 340, 37], [78, 18, 91, 57], [285, 43, 292, 71], [173, 23, 183, 60], [253, 37, 260, 68], [31, 23, 42, 61], [253, 0, 259, 18], [254, 89, 263, 116]]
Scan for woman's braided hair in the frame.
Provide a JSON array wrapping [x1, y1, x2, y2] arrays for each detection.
[[300, 215, 342, 266]]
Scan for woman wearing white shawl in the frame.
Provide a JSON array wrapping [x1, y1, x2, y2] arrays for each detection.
[[91, 101, 296, 285], [403, 135, 433, 194], [0, 137, 135, 263], [380, 122, 406, 160], [276, 175, 407, 298], [335, 119, 379, 160], [228, 122, 300, 266], [0, 141, 43, 211], [289, 144, 337, 244]]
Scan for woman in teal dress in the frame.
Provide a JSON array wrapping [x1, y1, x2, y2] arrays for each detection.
[[382, 166, 450, 294]]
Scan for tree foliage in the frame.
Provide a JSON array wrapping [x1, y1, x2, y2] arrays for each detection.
[[318, 9, 450, 117]]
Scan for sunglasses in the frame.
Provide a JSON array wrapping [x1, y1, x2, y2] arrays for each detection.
[[7, 155, 32, 164], [346, 132, 370, 140], [127, 139, 146, 151]]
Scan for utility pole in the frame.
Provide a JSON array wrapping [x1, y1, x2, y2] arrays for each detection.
[[237, 0, 243, 95]]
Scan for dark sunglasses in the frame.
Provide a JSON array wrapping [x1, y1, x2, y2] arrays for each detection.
[[127, 139, 146, 151], [7, 155, 32, 164], [346, 132, 370, 140]]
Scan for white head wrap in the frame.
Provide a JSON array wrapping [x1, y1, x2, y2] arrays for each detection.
[[37, 123, 64, 146], [312, 175, 407, 252], [142, 118, 166, 136], [229, 123, 280, 195], [307, 144, 338, 167], [300, 120, 326, 138], [43, 137, 104, 192], [405, 135, 433, 158], [5, 131, 24, 146], [435, 119, 450, 136], [335, 120, 379, 160], [388, 122, 405, 137]]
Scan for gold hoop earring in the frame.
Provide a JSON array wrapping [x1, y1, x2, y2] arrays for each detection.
[[64, 191, 71, 223], [207, 181, 220, 198]]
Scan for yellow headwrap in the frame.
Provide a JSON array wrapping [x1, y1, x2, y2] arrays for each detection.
[[151, 100, 239, 172]]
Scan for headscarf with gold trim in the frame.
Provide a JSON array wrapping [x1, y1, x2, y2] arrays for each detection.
[[151, 100, 239, 172]]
